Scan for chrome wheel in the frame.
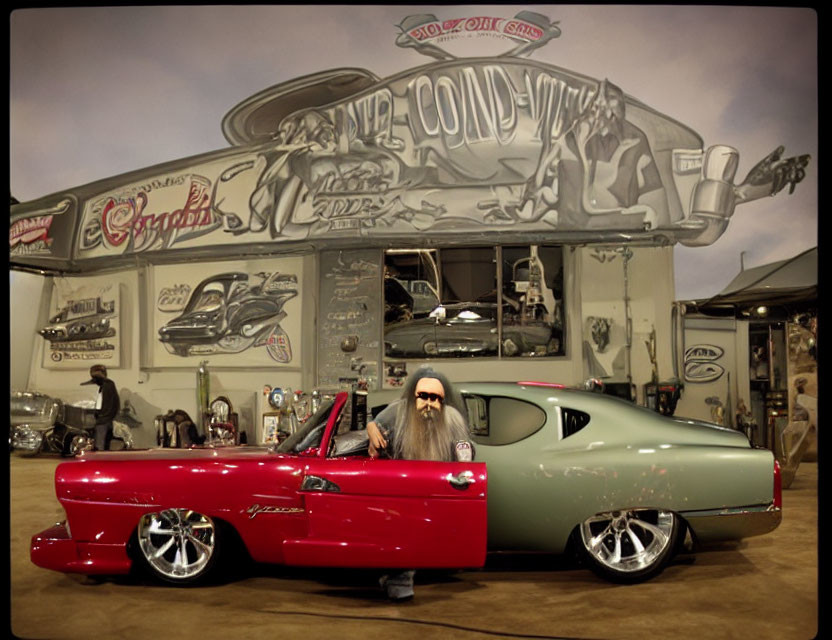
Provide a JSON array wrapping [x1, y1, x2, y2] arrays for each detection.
[[579, 508, 678, 580], [66, 434, 93, 456], [137, 509, 217, 583]]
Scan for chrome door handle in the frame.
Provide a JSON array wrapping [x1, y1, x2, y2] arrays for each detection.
[[448, 470, 475, 489]]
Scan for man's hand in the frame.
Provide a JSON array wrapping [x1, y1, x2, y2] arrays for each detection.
[[367, 421, 387, 458]]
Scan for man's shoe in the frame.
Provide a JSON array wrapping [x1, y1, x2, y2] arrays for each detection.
[[379, 574, 414, 601]]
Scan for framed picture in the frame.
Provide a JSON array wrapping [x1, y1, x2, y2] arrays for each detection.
[[262, 412, 281, 444]]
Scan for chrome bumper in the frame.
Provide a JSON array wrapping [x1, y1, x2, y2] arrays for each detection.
[[682, 504, 781, 543]]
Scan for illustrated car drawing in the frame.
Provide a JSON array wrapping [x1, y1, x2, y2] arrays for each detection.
[[158, 271, 297, 358], [39, 297, 116, 343], [31, 382, 781, 586]]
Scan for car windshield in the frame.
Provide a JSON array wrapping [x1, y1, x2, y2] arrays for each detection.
[[275, 398, 335, 454], [189, 287, 224, 313]]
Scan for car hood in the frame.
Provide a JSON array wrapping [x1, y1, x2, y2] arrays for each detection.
[[162, 311, 222, 328]]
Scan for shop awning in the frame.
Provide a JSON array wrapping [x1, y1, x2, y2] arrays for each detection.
[[686, 247, 817, 314]]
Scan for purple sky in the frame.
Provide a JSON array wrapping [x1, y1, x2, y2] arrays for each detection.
[[10, 5, 817, 300]]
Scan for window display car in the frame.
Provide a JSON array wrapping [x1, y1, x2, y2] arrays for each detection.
[[31, 383, 781, 586], [384, 302, 561, 357]]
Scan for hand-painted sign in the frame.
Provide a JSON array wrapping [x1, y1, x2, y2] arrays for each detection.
[[10, 215, 53, 254], [10, 12, 810, 268]]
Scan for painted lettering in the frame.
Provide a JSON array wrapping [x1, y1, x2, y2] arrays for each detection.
[[504, 20, 543, 41], [97, 176, 215, 253], [410, 65, 518, 147], [524, 71, 592, 140], [9, 215, 53, 247], [463, 16, 502, 32], [345, 89, 393, 143]]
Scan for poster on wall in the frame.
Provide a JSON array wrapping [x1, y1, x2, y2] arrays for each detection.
[[41, 281, 122, 369], [152, 257, 303, 367]]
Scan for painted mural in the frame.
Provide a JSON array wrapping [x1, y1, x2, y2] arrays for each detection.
[[40, 282, 121, 368], [151, 258, 303, 367], [10, 11, 809, 271]]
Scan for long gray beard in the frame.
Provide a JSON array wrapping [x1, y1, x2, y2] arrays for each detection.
[[394, 403, 469, 461]]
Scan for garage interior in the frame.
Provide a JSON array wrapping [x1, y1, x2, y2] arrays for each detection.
[[10, 455, 818, 640]]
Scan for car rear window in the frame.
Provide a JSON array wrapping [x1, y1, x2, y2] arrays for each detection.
[[561, 407, 590, 438], [464, 394, 546, 446]]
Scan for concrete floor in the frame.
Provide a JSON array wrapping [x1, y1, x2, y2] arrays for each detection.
[[9, 455, 818, 640]]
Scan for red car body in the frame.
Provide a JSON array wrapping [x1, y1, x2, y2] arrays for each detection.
[[31, 392, 488, 577]]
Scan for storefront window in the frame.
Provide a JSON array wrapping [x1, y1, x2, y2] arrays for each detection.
[[383, 245, 564, 358]]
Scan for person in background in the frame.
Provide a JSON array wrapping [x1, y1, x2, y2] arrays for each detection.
[[365, 366, 474, 601], [173, 409, 206, 447], [81, 364, 119, 451]]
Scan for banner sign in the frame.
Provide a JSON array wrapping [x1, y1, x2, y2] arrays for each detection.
[[400, 13, 558, 44]]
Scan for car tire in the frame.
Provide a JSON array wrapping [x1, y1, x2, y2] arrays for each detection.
[[574, 508, 680, 584], [546, 337, 561, 354], [502, 337, 520, 356], [62, 434, 92, 457], [136, 509, 221, 585]]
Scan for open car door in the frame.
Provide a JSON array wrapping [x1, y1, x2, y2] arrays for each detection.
[[282, 392, 488, 570]]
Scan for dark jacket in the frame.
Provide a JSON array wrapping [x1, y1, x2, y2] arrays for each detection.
[[95, 378, 120, 424]]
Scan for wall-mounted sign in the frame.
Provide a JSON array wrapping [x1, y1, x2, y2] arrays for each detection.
[[396, 11, 562, 59], [152, 258, 303, 367], [9, 215, 54, 255], [41, 282, 121, 369]]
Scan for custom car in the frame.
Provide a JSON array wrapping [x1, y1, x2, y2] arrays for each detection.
[[31, 383, 780, 586], [11, 391, 135, 457], [31, 391, 487, 585]]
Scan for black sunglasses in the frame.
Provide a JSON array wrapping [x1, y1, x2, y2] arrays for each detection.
[[415, 391, 444, 403]]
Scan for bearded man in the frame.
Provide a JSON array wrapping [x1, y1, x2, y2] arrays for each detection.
[[366, 366, 475, 600]]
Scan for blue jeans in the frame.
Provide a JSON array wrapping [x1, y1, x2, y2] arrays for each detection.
[[94, 421, 113, 451], [381, 569, 415, 600]]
